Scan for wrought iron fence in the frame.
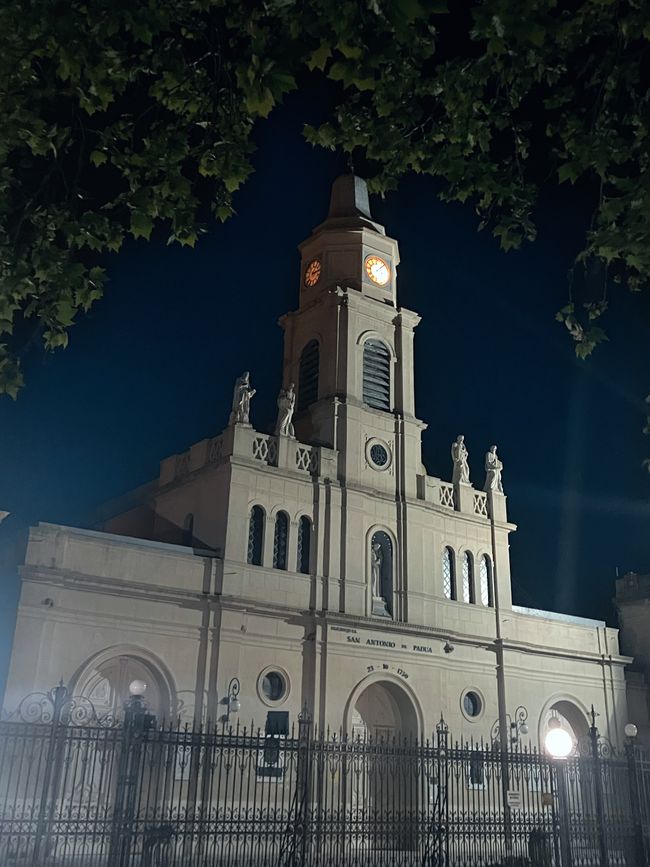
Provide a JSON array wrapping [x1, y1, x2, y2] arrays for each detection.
[[1, 688, 649, 867]]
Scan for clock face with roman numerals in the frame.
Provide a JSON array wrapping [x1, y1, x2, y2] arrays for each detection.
[[365, 256, 390, 286], [304, 258, 321, 287]]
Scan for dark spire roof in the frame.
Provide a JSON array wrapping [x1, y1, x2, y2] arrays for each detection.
[[311, 174, 385, 236], [328, 175, 372, 220]]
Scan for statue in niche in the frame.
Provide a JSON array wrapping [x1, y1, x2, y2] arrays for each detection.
[[371, 542, 383, 598], [274, 383, 296, 437], [484, 444, 504, 493], [451, 435, 471, 485], [229, 371, 256, 425]]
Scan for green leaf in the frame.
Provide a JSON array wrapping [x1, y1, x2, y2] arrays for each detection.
[[306, 43, 332, 72], [131, 212, 154, 240], [90, 150, 108, 167]]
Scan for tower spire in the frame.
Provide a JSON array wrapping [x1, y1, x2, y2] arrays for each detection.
[[328, 175, 372, 221]]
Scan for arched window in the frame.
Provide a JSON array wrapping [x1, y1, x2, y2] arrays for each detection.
[[273, 511, 289, 570], [297, 516, 311, 574], [363, 339, 391, 411], [298, 340, 319, 411], [480, 555, 493, 607], [442, 547, 456, 600], [370, 530, 393, 616], [247, 506, 264, 566], [462, 552, 475, 604], [182, 513, 194, 547]]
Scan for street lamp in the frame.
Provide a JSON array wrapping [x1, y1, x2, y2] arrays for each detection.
[[545, 718, 573, 867], [544, 718, 573, 760]]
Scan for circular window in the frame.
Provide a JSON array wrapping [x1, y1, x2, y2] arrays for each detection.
[[462, 690, 483, 720], [366, 439, 392, 471], [258, 668, 289, 706]]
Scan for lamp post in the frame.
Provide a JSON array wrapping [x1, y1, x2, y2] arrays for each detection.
[[545, 719, 573, 867], [109, 680, 156, 867], [226, 677, 241, 724], [624, 722, 645, 867]]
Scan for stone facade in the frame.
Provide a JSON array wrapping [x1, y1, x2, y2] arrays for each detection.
[[2, 176, 633, 752]]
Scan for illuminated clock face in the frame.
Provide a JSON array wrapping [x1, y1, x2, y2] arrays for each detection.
[[365, 256, 390, 286], [304, 258, 321, 287]]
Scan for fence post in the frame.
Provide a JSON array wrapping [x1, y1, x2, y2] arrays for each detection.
[[624, 740, 646, 867], [589, 707, 610, 867], [31, 683, 68, 866], [292, 706, 313, 867], [435, 715, 449, 867], [107, 693, 154, 867]]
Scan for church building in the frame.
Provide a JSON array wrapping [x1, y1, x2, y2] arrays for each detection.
[[2, 176, 633, 752]]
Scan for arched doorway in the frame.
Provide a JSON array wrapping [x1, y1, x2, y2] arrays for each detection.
[[351, 679, 419, 741], [346, 678, 422, 853], [72, 649, 175, 722]]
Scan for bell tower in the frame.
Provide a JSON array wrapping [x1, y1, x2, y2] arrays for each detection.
[[279, 175, 425, 498]]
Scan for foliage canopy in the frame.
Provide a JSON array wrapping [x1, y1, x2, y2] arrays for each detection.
[[1, 0, 649, 413]]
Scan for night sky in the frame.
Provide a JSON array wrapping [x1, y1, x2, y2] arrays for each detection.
[[1, 90, 649, 698]]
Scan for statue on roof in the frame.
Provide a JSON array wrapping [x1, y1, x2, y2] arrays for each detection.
[[275, 383, 296, 437], [484, 445, 504, 493], [229, 371, 256, 425], [451, 435, 471, 485]]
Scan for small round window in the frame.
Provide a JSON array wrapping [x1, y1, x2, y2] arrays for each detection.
[[462, 691, 483, 719], [366, 439, 392, 471], [261, 671, 286, 703], [370, 444, 389, 466]]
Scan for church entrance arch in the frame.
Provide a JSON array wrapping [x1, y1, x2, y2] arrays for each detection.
[[343, 676, 422, 852], [348, 677, 420, 741]]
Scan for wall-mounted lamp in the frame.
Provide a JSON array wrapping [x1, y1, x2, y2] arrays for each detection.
[[443, 641, 455, 654], [226, 677, 241, 723], [625, 722, 638, 740]]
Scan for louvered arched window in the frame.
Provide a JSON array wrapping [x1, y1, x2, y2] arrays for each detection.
[[363, 339, 391, 411], [273, 511, 289, 570], [480, 554, 494, 607], [297, 516, 311, 574], [298, 340, 319, 411], [462, 552, 475, 604], [247, 506, 264, 566], [442, 547, 456, 600]]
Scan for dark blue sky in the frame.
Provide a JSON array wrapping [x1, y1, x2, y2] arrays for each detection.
[[1, 93, 649, 697]]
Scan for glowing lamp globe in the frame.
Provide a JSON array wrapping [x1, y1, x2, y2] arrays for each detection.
[[624, 723, 638, 739], [545, 726, 573, 759], [129, 679, 147, 697], [230, 697, 241, 714], [520, 723, 529, 736]]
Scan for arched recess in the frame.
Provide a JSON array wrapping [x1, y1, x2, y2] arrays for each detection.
[[343, 671, 424, 739], [69, 645, 176, 721], [367, 526, 395, 617], [538, 694, 590, 750]]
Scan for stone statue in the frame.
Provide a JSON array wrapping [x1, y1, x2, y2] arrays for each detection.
[[229, 371, 256, 425], [274, 383, 296, 437], [451, 435, 471, 485], [484, 444, 504, 493], [371, 542, 383, 598]]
